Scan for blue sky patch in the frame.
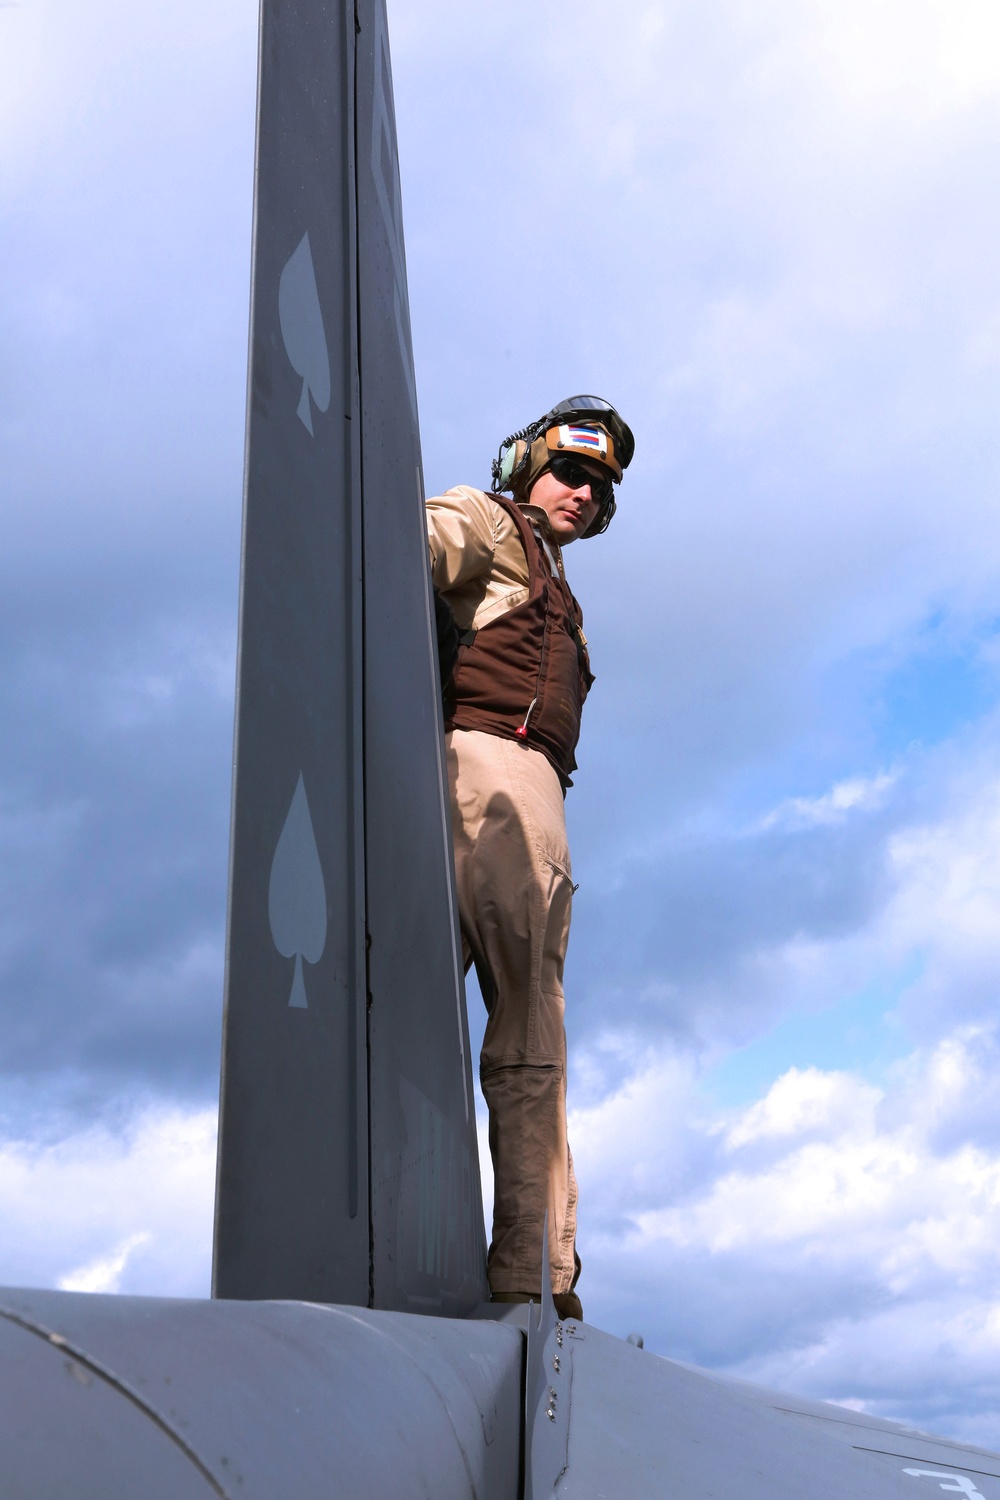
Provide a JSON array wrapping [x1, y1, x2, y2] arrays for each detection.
[[702, 962, 923, 1109]]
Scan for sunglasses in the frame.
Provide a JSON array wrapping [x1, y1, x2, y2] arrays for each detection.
[[548, 455, 614, 506]]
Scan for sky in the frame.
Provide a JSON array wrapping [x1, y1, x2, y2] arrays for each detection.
[[5, 0, 1000, 1451]]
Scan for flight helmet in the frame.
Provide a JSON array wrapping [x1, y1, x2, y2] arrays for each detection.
[[491, 395, 634, 538]]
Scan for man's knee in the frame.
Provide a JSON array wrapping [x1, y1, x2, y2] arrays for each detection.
[[480, 1060, 565, 1160]]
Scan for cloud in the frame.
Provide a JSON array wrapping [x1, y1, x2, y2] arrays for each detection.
[[0, 593, 231, 1107], [563, 714, 1000, 1087], [723, 1064, 876, 1148], [0, 0, 247, 1125], [566, 759, 906, 1055], [884, 771, 1000, 1044], [576, 1029, 1000, 1446], [571, 746, 1000, 1442], [398, 0, 1000, 874], [59, 1232, 151, 1294], [757, 772, 899, 832], [0, 1105, 216, 1297]]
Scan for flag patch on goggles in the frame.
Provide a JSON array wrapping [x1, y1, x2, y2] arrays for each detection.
[[557, 424, 608, 456]]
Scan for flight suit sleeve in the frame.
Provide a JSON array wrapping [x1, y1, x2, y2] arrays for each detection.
[[426, 487, 496, 591]]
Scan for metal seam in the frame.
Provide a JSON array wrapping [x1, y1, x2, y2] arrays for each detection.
[[0, 1306, 229, 1499]]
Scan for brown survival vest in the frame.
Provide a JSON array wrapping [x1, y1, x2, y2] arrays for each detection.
[[445, 493, 595, 788]]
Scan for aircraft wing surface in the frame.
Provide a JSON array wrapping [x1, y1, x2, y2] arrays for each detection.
[[1, 1286, 995, 1500], [521, 1312, 1000, 1500]]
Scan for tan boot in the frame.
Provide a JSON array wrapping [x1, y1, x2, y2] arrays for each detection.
[[491, 1288, 583, 1321], [552, 1290, 583, 1321]]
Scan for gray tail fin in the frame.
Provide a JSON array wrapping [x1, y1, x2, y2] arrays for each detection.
[[212, 0, 488, 1314]]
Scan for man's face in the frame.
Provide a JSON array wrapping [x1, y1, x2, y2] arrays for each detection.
[[527, 459, 607, 544]]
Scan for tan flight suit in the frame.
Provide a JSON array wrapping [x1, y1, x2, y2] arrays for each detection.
[[427, 485, 582, 1298]]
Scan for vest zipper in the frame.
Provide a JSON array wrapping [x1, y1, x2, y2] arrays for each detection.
[[518, 535, 559, 744], [515, 697, 538, 740]]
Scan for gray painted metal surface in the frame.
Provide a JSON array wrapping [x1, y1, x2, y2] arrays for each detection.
[[522, 1316, 1000, 1500], [355, 0, 486, 1315], [214, 0, 486, 1311], [5, 1284, 999, 1500], [523, 1217, 572, 1499], [213, 0, 367, 1304], [0, 1289, 521, 1500]]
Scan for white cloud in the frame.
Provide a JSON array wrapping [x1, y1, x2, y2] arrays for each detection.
[[59, 1231, 151, 1294], [572, 751, 1000, 1442], [575, 1029, 1000, 1441], [758, 772, 898, 832], [645, 1058, 1000, 1268], [723, 1065, 877, 1147], [887, 779, 1000, 956], [0, 1105, 216, 1297], [778, 0, 1000, 128]]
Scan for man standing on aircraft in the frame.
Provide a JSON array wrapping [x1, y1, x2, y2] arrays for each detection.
[[426, 396, 634, 1322]]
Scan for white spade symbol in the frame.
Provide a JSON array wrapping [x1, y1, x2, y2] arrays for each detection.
[[268, 773, 327, 1008], [278, 231, 331, 435]]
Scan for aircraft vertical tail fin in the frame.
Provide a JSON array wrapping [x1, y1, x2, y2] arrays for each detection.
[[212, 0, 488, 1315]]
